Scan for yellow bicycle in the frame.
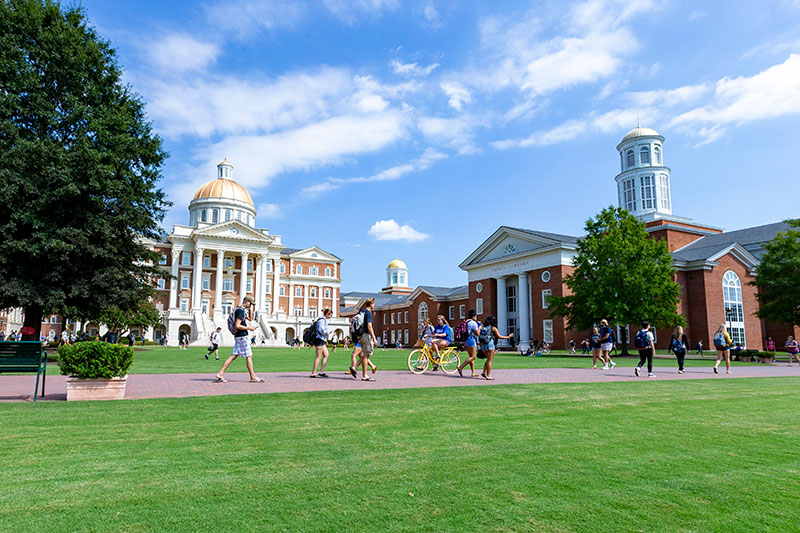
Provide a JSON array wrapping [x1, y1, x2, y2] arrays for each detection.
[[407, 343, 461, 375]]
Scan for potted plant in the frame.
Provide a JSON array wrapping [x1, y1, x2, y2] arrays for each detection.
[[58, 342, 133, 400], [759, 351, 774, 364], [735, 349, 758, 362]]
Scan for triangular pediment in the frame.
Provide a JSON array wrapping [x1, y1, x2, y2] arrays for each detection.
[[287, 246, 341, 262], [459, 227, 574, 268], [193, 221, 271, 243]]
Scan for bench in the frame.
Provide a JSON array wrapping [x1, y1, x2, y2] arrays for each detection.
[[0, 341, 47, 401]]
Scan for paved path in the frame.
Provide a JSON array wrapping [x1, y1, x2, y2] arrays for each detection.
[[2, 364, 798, 402]]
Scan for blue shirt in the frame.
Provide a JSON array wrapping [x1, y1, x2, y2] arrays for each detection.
[[434, 325, 450, 342]]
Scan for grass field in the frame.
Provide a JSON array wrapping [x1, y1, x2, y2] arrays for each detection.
[[3, 378, 798, 532], [73, 346, 762, 375]]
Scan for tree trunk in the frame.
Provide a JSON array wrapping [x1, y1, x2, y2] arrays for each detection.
[[22, 305, 43, 341], [620, 326, 630, 356]]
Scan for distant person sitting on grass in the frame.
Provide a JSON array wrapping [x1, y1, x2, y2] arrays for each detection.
[[215, 296, 263, 383]]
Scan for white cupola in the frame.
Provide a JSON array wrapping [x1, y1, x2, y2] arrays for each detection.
[[381, 259, 413, 294], [614, 127, 672, 220]]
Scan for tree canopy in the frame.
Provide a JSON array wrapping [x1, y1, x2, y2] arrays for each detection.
[[752, 218, 800, 326], [548, 207, 683, 352], [0, 0, 169, 338]]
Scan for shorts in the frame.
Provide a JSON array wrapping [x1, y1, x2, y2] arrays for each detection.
[[311, 338, 326, 347], [232, 336, 252, 358], [480, 340, 495, 352], [600, 342, 613, 352], [359, 333, 374, 356], [464, 337, 476, 349], [207, 343, 218, 352]]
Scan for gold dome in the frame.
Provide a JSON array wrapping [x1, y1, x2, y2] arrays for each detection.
[[387, 259, 407, 269], [192, 178, 254, 206]]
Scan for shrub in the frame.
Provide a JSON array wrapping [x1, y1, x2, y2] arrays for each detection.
[[735, 349, 759, 361], [58, 342, 133, 379]]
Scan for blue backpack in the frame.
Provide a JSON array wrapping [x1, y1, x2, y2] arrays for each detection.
[[634, 329, 650, 349], [478, 325, 493, 344]]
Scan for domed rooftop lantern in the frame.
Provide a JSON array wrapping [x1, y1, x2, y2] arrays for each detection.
[[188, 160, 257, 227]]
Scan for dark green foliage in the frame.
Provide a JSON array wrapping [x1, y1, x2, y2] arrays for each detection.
[[98, 299, 162, 340], [752, 219, 800, 326], [549, 207, 684, 351], [0, 0, 170, 337], [58, 341, 133, 378]]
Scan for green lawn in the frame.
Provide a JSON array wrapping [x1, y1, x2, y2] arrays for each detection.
[[68, 346, 762, 375], [2, 378, 797, 532]]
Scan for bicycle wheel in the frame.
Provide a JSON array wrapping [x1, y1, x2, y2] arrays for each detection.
[[408, 349, 429, 374], [439, 349, 460, 374]]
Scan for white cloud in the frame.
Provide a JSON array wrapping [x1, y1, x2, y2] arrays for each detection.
[[147, 34, 220, 72], [257, 203, 282, 218], [368, 219, 429, 242], [322, 0, 399, 24], [493, 119, 587, 149], [204, 0, 306, 36], [627, 84, 710, 108], [440, 82, 472, 111], [418, 116, 478, 154], [390, 60, 439, 77], [671, 54, 800, 140]]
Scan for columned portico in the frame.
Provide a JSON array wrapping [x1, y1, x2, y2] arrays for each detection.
[[257, 254, 267, 313], [169, 250, 180, 310], [496, 276, 508, 347], [214, 249, 224, 315], [239, 251, 248, 300], [517, 272, 531, 349], [192, 246, 204, 310]]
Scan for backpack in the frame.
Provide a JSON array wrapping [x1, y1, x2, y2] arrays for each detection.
[[634, 329, 650, 349], [350, 310, 366, 337], [227, 307, 243, 335], [713, 333, 727, 349], [671, 337, 686, 356], [303, 319, 320, 344], [478, 325, 493, 344], [454, 321, 469, 342], [446, 325, 454, 341]]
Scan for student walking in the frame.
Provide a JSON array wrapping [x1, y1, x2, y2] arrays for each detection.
[[695, 340, 703, 355], [785, 336, 800, 366], [634, 321, 656, 377], [478, 315, 514, 380], [598, 319, 616, 370], [569, 339, 576, 354], [206, 327, 221, 360], [215, 296, 263, 383], [670, 325, 688, 374], [712, 324, 733, 374], [347, 312, 376, 378], [457, 309, 481, 377], [354, 298, 378, 381], [590, 326, 603, 369], [309, 308, 333, 378], [766, 337, 776, 352]]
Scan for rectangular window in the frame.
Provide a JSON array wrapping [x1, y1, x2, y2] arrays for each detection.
[[383, 314, 386, 325], [180, 298, 189, 312], [391, 312, 395, 324], [222, 302, 233, 315], [324, 288, 330, 298], [310, 266, 318, 275], [181, 273, 190, 290], [325, 267, 331, 277], [659, 174, 670, 210], [616, 325, 630, 345], [159, 253, 167, 265], [543, 319, 553, 343], [506, 285, 517, 313], [202, 274, 210, 291], [476, 298, 483, 315], [279, 286, 285, 296], [296, 265, 302, 274], [201, 300, 209, 314], [404, 311, 408, 323], [157, 278, 166, 290], [449, 306, 454, 320], [224, 258, 234, 270], [404, 329, 409, 345], [309, 308, 317, 318], [542, 289, 551, 309], [295, 286, 302, 297], [391, 330, 396, 344], [265, 301, 271, 314], [247, 259, 253, 271], [223, 277, 233, 292], [203, 255, 211, 268], [265, 260, 272, 272], [623, 179, 636, 212], [246, 277, 252, 293], [280, 264, 286, 274], [294, 306, 302, 316], [265, 280, 271, 293], [459, 305, 466, 319], [181, 252, 191, 266], [50, 316, 57, 323], [641, 175, 655, 210]]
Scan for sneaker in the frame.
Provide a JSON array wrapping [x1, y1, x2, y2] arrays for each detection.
[[634, 366, 640, 377], [205, 354, 208, 360], [648, 373, 655, 377], [678, 370, 684, 374], [601, 364, 609, 370], [609, 361, 616, 369]]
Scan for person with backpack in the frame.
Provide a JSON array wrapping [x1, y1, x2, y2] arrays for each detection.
[[712, 324, 733, 374], [456, 309, 481, 377], [478, 314, 513, 380], [431, 314, 451, 358], [215, 295, 263, 383], [352, 298, 378, 381], [598, 319, 617, 370], [785, 335, 800, 366], [634, 321, 656, 377], [347, 311, 376, 378], [309, 308, 333, 378], [670, 325, 688, 374]]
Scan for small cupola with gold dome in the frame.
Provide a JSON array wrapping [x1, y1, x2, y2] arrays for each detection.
[[382, 258, 412, 294], [188, 160, 257, 227]]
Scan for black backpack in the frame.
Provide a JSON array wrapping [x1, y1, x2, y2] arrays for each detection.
[[303, 319, 320, 344]]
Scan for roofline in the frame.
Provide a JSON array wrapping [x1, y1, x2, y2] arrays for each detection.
[[459, 226, 578, 269]]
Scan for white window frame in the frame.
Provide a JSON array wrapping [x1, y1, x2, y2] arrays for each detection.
[[383, 314, 386, 325], [279, 286, 286, 296], [459, 305, 465, 319], [203, 255, 211, 268], [180, 298, 189, 312], [294, 306, 302, 317], [623, 178, 636, 212], [223, 277, 234, 292], [449, 306, 455, 320], [506, 285, 517, 313], [295, 286, 302, 297], [265, 280, 272, 294], [265, 260, 272, 272], [626, 149, 634, 168], [640, 146, 650, 165], [641, 175, 655, 210], [246, 277, 253, 293], [157, 278, 166, 290], [180, 273, 190, 290], [224, 258, 235, 270], [202, 274, 210, 291], [404, 311, 408, 323], [225, 209, 231, 221], [418, 302, 428, 323], [542, 289, 551, 309], [159, 253, 167, 265], [404, 329, 409, 345], [280, 264, 286, 274], [181, 252, 191, 266], [723, 270, 746, 346], [543, 319, 553, 343], [309, 307, 317, 318], [325, 267, 331, 277], [659, 174, 671, 210], [476, 298, 483, 315], [324, 288, 331, 298]]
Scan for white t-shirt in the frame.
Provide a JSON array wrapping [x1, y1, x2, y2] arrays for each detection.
[[211, 331, 221, 345]]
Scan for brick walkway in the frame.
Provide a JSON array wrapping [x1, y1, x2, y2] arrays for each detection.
[[2, 364, 798, 402]]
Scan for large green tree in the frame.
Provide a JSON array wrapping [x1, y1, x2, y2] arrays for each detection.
[[548, 207, 683, 354], [752, 218, 800, 326], [0, 0, 169, 339]]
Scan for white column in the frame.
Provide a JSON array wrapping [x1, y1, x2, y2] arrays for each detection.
[[496, 276, 508, 347], [214, 249, 224, 314], [255, 255, 264, 312], [192, 246, 204, 310], [273, 257, 280, 315], [239, 252, 248, 302], [169, 250, 180, 310], [288, 281, 294, 314], [517, 272, 531, 349], [303, 283, 309, 316], [317, 284, 322, 313]]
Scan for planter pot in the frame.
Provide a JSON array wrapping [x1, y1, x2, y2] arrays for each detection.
[[65, 375, 127, 401], [738, 356, 752, 362], [760, 357, 773, 365]]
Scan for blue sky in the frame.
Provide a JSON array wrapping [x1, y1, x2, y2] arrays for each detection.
[[81, 0, 800, 292]]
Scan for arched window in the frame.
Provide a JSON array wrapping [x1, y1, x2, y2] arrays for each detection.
[[201, 209, 207, 222], [212, 209, 218, 223], [310, 287, 317, 298], [654, 145, 661, 165], [723, 271, 745, 346], [246, 214, 250, 225], [418, 302, 428, 324], [237, 211, 242, 221], [324, 288, 331, 298], [399, 272, 405, 284], [392, 273, 398, 284], [640, 146, 650, 165], [225, 209, 231, 222], [626, 149, 635, 168]]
